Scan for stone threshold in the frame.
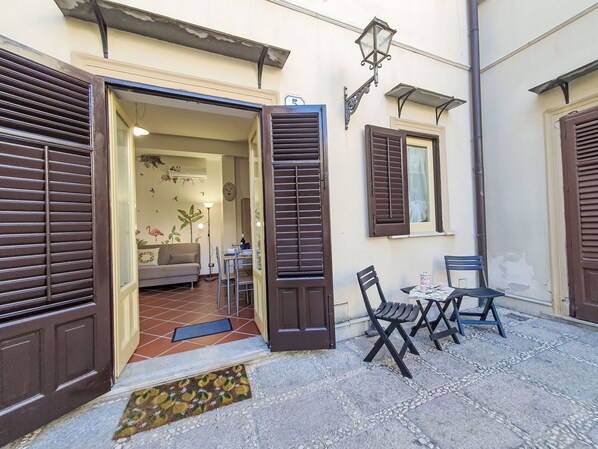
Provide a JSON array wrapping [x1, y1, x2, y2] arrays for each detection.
[[108, 335, 270, 397]]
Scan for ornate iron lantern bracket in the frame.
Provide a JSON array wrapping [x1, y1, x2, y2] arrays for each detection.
[[343, 17, 396, 130]]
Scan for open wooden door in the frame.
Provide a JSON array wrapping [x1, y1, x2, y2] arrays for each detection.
[[109, 94, 139, 375], [0, 38, 111, 445], [561, 106, 598, 323], [262, 105, 335, 351], [249, 119, 268, 341]]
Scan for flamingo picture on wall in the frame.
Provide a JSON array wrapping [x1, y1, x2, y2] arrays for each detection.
[[146, 226, 164, 242]]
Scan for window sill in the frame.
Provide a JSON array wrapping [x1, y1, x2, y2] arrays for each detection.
[[389, 231, 455, 240]]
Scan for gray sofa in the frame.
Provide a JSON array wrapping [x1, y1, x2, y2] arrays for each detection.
[[138, 243, 201, 288]]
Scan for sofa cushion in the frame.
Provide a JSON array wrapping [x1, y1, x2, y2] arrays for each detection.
[[138, 263, 200, 281], [169, 253, 198, 264], [138, 248, 159, 266]]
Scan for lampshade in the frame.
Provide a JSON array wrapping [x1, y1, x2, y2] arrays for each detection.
[[133, 103, 150, 136], [133, 126, 149, 136], [203, 202, 214, 209], [356, 17, 396, 68]]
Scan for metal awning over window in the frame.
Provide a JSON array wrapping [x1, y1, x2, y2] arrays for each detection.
[[529, 59, 598, 104], [385, 83, 466, 125], [53, 0, 291, 88]]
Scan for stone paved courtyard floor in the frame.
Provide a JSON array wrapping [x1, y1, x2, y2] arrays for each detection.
[[6, 308, 598, 449]]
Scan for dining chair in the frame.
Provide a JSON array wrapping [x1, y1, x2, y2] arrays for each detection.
[[234, 252, 253, 317], [215, 247, 234, 314], [444, 255, 506, 337], [356, 265, 420, 378]]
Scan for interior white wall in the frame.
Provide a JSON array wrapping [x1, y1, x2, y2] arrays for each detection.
[[221, 156, 237, 251], [234, 157, 250, 241]]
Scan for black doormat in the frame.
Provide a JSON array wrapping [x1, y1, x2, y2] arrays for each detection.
[[172, 318, 232, 342]]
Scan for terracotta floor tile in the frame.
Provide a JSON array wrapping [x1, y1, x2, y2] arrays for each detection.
[[138, 332, 160, 348], [151, 309, 189, 321], [192, 314, 224, 324], [131, 283, 257, 364], [135, 337, 178, 358], [144, 321, 178, 337], [172, 312, 206, 323], [185, 332, 230, 346], [128, 353, 150, 364], [159, 341, 205, 357], [140, 318, 163, 331], [216, 332, 253, 344], [175, 302, 204, 312], [237, 308, 255, 319], [237, 320, 261, 335], [196, 303, 221, 314]]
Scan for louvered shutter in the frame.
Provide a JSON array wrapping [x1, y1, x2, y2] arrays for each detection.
[[0, 42, 110, 446], [561, 106, 598, 323], [0, 48, 94, 320], [0, 49, 90, 145], [365, 125, 410, 236], [263, 105, 335, 351], [272, 113, 324, 277]]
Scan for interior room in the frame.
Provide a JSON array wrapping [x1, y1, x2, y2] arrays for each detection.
[[113, 90, 265, 365]]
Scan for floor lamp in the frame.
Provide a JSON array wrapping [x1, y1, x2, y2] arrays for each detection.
[[203, 202, 216, 282]]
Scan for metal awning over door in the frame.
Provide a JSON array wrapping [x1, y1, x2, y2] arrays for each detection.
[[53, 0, 291, 88]]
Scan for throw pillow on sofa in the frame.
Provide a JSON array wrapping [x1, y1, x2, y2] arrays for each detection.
[[138, 248, 160, 266], [169, 253, 197, 264]]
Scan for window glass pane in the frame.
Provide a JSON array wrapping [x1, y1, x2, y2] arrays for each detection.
[[407, 144, 430, 223], [116, 113, 133, 287]]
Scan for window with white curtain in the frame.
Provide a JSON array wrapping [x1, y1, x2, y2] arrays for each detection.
[[407, 136, 437, 233]]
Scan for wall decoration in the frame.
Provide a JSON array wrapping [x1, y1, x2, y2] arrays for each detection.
[[163, 225, 182, 244], [161, 173, 195, 186], [177, 205, 203, 243], [136, 155, 224, 274], [146, 226, 164, 242], [136, 230, 148, 247], [137, 154, 165, 169]]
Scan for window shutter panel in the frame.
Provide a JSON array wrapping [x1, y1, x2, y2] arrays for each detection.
[[0, 48, 94, 318], [365, 125, 410, 236], [271, 112, 325, 277]]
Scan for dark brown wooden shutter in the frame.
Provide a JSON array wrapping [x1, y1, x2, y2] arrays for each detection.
[[0, 76, 93, 320], [561, 106, 598, 323], [365, 125, 409, 236], [0, 41, 110, 446], [0, 49, 91, 145], [263, 105, 335, 351], [272, 112, 324, 278]]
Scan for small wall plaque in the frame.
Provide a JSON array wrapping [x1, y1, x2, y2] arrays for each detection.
[[284, 95, 305, 106]]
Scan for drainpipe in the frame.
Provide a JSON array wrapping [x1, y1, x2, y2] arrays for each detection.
[[467, 0, 488, 266]]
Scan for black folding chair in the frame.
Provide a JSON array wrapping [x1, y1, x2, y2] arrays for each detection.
[[444, 255, 506, 337], [356, 266, 420, 378]]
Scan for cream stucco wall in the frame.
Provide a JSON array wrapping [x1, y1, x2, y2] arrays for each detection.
[[479, 1, 598, 315], [1, 0, 477, 328]]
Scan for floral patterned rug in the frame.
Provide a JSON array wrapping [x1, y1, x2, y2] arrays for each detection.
[[113, 364, 252, 439]]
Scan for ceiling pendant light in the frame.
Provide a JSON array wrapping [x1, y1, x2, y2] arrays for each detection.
[[133, 102, 150, 136]]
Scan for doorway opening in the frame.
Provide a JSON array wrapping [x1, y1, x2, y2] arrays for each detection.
[[109, 87, 268, 376]]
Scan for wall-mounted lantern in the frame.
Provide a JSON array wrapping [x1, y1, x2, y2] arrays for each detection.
[[344, 17, 396, 130]]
